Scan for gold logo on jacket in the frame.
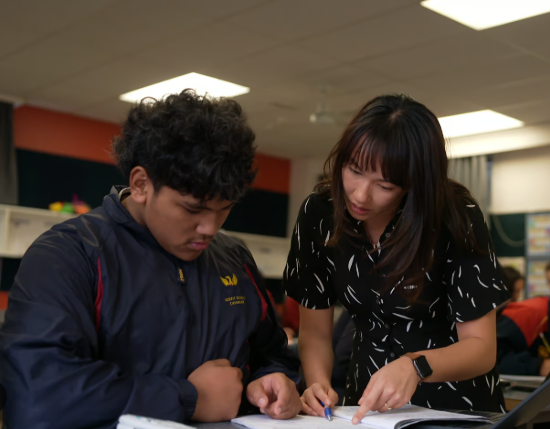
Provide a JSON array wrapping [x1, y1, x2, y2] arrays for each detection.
[[221, 274, 238, 286]]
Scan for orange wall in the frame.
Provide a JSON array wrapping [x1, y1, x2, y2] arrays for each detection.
[[13, 106, 290, 194], [14, 106, 119, 164]]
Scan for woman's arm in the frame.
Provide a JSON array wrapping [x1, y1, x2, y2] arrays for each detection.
[[298, 306, 339, 416], [417, 308, 497, 382], [351, 309, 497, 424]]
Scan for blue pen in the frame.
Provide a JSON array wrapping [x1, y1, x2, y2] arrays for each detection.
[[319, 400, 333, 421]]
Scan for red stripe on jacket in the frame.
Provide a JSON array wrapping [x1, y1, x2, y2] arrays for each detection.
[[244, 264, 268, 322], [95, 258, 104, 331]]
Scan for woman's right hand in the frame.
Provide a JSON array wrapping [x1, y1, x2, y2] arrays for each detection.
[[300, 382, 339, 416]]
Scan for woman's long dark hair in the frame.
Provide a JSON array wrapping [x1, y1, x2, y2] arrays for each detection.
[[316, 94, 479, 300]]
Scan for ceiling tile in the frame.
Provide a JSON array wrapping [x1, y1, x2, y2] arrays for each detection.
[[298, 3, 469, 62], [484, 12, 550, 61], [130, 22, 280, 71], [73, 97, 130, 125], [199, 45, 337, 88], [181, 0, 270, 20], [225, 0, 411, 42], [54, 0, 214, 56], [0, 24, 41, 59], [463, 75, 550, 110], [25, 56, 181, 109], [496, 100, 550, 125], [356, 32, 521, 80], [0, 36, 121, 95], [294, 65, 389, 96], [411, 53, 550, 98], [0, 0, 116, 34]]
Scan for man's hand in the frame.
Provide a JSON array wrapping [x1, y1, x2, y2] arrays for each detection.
[[188, 359, 243, 422], [246, 373, 302, 419]]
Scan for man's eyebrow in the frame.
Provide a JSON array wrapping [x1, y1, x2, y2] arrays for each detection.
[[222, 202, 237, 210], [183, 201, 209, 210], [184, 201, 237, 211]]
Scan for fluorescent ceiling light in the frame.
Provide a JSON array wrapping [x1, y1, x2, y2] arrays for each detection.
[[120, 73, 249, 103], [421, 0, 550, 30], [438, 110, 524, 138]]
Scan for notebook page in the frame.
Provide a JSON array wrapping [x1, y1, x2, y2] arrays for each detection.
[[333, 405, 486, 429], [232, 414, 379, 429]]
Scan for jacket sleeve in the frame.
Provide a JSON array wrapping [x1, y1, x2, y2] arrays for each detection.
[[0, 235, 198, 429], [496, 316, 541, 376], [242, 260, 302, 388]]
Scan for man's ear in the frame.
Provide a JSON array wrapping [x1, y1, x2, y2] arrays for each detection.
[[128, 166, 150, 205]]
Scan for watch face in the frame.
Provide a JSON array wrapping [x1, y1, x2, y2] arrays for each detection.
[[414, 355, 433, 379]]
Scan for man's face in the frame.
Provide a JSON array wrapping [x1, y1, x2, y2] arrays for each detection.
[[144, 186, 234, 261]]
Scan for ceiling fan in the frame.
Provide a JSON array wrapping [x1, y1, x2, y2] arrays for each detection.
[[309, 84, 355, 126]]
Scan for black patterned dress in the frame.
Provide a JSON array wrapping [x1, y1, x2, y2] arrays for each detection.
[[282, 192, 510, 413]]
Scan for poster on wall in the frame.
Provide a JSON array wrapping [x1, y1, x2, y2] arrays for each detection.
[[527, 213, 550, 257], [527, 260, 550, 297]]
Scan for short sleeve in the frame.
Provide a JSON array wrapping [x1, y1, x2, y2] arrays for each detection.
[[282, 193, 337, 310], [445, 203, 510, 322]]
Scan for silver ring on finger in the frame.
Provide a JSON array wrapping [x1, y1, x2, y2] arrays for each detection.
[[385, 403, 393, 411]]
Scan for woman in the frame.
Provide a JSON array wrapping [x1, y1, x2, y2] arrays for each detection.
[[282, 94, 510, 423]]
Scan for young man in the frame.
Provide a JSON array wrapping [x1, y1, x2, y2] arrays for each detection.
[[0, 90, 302, 429]]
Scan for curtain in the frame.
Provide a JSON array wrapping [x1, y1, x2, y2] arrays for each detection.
[[0, 101, 18, 205], [448, 155, 489, 216]]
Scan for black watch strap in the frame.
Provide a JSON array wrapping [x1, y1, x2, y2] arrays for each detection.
[[404, 352, 433, 382]]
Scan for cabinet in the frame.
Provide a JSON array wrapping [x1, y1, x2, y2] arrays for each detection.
[[0, 204, 76, 258]]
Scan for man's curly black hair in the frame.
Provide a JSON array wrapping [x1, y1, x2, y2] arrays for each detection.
[[112, 89, 257, 202]]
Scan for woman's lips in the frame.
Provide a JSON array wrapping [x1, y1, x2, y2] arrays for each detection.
[[350, 202, 370, 215]]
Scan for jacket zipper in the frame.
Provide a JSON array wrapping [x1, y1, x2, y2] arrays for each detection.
[[176, 260, 195, 325]]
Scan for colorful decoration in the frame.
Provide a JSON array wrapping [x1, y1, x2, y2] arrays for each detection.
[[49, 195, 91, 215]]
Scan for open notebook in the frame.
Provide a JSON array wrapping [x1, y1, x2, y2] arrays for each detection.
[[232, 405, 490, 429]]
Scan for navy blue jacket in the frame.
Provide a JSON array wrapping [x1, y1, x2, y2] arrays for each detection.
[[0, 188, 300, 429]]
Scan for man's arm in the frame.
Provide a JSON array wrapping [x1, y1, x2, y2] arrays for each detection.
[[243, 263, 301, 385], [0, 240, 198, 429]]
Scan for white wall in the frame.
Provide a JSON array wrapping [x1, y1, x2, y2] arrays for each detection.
[[287, 157, 326, 237], [491, 144, 550, 214]]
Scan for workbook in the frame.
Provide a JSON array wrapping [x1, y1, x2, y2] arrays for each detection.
[[231, 405, 490, 429]]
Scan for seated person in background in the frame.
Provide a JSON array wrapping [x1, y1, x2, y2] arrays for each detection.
[[501, 266, 525, 303], [497, 296, 550, 376], [0, 90, 302, 429]]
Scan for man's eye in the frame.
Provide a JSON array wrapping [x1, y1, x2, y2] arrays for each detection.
[[185, 208, 200, 215]]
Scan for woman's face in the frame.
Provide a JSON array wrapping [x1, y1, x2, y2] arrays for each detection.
[[342, 162, 406, 224]]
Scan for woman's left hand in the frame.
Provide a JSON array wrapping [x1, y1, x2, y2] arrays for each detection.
[[352, 356, 421, 424]]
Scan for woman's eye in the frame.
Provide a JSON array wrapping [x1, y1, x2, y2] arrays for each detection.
[[379, 185, 392, 191], [350, 166, 361, 175]]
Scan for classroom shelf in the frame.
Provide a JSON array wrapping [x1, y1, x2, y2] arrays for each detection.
[[0, 204, 76, 259]]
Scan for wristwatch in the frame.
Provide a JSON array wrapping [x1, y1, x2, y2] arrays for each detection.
[[404, 352, 433, 382]]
